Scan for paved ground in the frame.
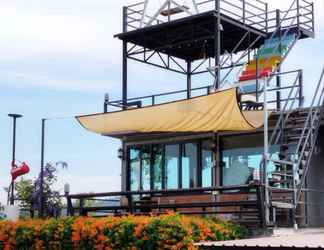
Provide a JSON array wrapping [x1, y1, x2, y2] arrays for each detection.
[[197, 228, 324, 248]]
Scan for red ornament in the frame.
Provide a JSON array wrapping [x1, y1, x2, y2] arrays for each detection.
[[11, 162, 30, 181]]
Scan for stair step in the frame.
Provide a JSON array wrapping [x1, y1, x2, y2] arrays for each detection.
[[301, 159, 307, 167], [270, 159, 294, 166], [270, 180, 293, 185], [287, 136, 308, 142], [272, 172, 294, 177], [281, 143, 298, 149], [271, 202, 295, 209]]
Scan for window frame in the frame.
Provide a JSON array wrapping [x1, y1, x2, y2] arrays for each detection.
[[126, 138, 214, 191]]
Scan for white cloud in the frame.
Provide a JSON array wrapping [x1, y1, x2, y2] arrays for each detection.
[[0, 1, 122, 56]]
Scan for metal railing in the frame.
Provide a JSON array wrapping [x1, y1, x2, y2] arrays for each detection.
[[104, 84, 213, 111], [295, 67, 324, 204], [124, 0, 314, 36], [267, 0, 314, 34], [67, 184, 265, 227], [104, 69, 302, 113], [267, 70, 304, 147], [124, 0, 268, 32]]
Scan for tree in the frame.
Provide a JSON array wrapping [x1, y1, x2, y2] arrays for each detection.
[[14, 178, 35, 217], [14, 162, 67, 218]]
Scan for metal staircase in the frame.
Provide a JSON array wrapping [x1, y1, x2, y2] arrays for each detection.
[[220, 0, 303, 93], [264, 68, 324, 227]]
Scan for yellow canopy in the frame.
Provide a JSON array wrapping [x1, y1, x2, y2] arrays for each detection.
[[76, 88, 264, 137]]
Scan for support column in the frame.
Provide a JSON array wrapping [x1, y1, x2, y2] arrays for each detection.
[[263, 78, 270, 226], [122, 142, 129, 192], [214, 0, 221, 89], [122, 7, 128, 109], [187, 61, 192, 99]]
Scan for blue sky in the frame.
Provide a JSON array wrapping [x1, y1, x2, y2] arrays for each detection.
[[0, 0, 324, 204]]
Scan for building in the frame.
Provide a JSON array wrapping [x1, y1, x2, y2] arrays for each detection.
[[67, 0, 324, 230]]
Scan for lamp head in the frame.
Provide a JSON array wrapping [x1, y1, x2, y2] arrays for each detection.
[[8, 114, 23, 119]]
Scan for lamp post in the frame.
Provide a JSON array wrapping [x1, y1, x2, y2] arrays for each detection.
[[8, 113, 23, 205], [40, 118, 46, 217]]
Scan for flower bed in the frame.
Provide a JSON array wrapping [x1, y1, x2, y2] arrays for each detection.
[[0, 213, 246, 250]]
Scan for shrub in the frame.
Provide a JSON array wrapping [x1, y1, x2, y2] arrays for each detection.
[[0, 213, 246, 250]]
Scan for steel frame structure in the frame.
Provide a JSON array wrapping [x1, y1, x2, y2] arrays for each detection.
[[116, 0, 313, 109], [87, 0, 316, 229]]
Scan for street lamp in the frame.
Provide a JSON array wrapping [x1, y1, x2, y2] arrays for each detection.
[[40, 118, 46, 217], [8, 113, 23, 205]]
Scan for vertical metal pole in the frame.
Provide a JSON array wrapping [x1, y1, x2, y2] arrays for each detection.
[[296, 0, 300, 28], [10, 118, 16, 206], [299, 70, 304, 107], [242, 0, 246, 24], [187, 61, 192, 99], [292, 161, 298, 230], [104, 93, 109, 113], [256, 58, 259, 102], [8, 114, 22, 206], [140, 0, 149, 28], [40, 118, 46, 218], [311, 3, 314, 33], [265, 3, 268, 32], [122, 7, 128, 110], [276, 9, 282, 111], [214, 0, 221, 89], [123, 142, 129, 192], [168, 0, 171, 22], [263, 77, 270, 226]]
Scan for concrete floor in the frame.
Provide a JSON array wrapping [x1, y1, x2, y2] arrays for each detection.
[[197, 228, 324, 248]]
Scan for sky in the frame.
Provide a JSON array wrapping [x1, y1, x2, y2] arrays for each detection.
[[0, 0, 324, 204]]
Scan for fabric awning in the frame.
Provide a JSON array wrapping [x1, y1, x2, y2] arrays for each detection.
[[76, 88, 265, 137]]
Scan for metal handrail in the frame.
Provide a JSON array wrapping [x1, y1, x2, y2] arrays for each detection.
[[295, 68, 324, 204], [268, 70, 302, 147]]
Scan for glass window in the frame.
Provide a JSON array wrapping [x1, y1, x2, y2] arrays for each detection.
[[221, 135, 279, 186], [153, 145, 163, 190], [130, 146, 140, 191], [165, 144, 179, 189], [202, 141, 213, 187], [182, 143, 198, 188], [141, 145, 151, 191]]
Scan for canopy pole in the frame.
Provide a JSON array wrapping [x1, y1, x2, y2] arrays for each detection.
[[187, 61, 192, 99]]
